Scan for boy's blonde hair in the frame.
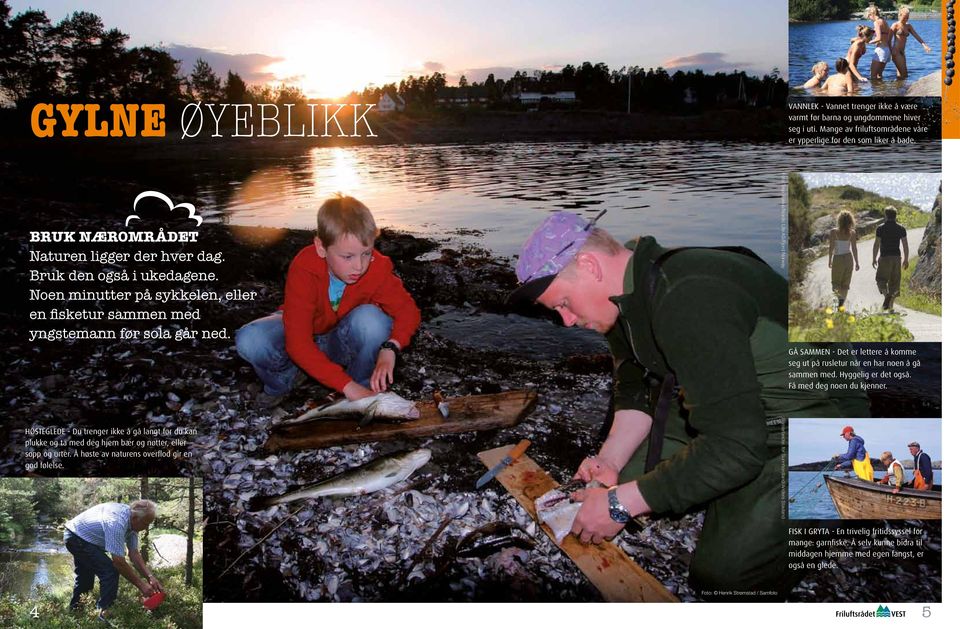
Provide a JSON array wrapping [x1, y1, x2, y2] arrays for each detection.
[[316, 194, 380, 247]]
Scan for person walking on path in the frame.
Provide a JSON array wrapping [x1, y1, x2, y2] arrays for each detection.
[[827, 210, 859, 307], [873, 206, 909, 311]]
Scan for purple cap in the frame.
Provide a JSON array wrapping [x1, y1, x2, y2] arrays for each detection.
[[509, 210, 606, 303]]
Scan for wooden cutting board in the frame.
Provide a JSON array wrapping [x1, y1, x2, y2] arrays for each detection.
[[265, 390, 537, 451], [478, 444, 678, 602]]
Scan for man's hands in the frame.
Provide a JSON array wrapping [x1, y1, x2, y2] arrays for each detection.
[[574, 456, 619, 487], [902, 259, 909, 270], [570, 486, 625, 544], [371, 348, 396, 393], [872, 259, 878, 269], [137, 575, 162, 598], [571, 457, 629, 544]]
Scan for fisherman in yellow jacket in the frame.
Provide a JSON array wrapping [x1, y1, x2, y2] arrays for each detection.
[[834, 425, 874, 481]]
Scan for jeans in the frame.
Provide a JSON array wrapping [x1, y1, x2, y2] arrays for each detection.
[[235, 304, 392, 395], [64, 530, 120, 610]]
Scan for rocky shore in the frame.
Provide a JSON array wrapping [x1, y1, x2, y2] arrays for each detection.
[[0, 170, 940, 603]]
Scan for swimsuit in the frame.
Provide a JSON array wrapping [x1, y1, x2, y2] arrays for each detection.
[[874, 46, 890, 63]]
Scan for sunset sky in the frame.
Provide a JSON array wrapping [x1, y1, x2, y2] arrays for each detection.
[[10, 0, 787, 98]]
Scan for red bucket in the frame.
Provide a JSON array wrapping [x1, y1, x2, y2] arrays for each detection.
[[143, 591, 166, 610]]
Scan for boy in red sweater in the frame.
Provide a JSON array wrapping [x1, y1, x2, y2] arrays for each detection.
[[236, 195, 421, 406]]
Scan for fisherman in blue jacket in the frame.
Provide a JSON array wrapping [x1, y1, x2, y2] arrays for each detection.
[[908, 441, 934, 490], [834, 425, 874, 481]]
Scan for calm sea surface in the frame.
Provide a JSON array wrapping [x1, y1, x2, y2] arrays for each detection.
[[199, 141, 940, 268], [790, 19, 942, 96], [789, 470, 943, 519]]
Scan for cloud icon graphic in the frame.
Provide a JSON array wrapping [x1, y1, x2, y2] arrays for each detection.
[[126, 191, 204, 227]]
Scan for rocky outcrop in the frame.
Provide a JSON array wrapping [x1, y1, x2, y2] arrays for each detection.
[[910, 186, 942, 295], [905, 71, 942, 97]]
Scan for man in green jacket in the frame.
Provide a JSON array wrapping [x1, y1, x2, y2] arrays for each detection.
[[510, 212, 869, 599]]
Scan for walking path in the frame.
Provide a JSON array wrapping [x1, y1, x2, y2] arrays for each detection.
[[802, 228, 941, 342]]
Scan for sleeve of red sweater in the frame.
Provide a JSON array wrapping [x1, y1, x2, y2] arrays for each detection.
[[282, 258, 353, 393], [370, 256, 421, 348]]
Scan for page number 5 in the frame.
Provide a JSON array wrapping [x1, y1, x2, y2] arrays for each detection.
[[922, 606, 931, 618]]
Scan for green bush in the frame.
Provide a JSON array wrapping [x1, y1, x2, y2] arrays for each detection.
[[0, 561, 202, 629], [839, 187, 863, 200], [789, 303, 913, 342], [899, 258, 941, 316], [788, 173, 813, 301], [790, 0, 859, 21]]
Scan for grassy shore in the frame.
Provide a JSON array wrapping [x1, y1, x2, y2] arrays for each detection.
[[807, 186, 927, 228], [898, 258, 942, 316], [788, 302, 913, 342], [0, 561, 202, 629]]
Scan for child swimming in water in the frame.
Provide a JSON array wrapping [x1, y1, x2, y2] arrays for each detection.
[[823, 58, 856, 95], [803, 61, 829, 89]]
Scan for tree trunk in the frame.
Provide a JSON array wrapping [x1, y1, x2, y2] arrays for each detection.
[[185, 477, 195, 586], [139, 476, 150, 562]]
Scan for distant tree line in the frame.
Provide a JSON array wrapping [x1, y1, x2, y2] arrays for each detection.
[[356, 62, 788, 113], [0, 0, 305, 110], [0, 477, 200, 542], [789, 0, 924, 22], [1, 0, 785, 115]]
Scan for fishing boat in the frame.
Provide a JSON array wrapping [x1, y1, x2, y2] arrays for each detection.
[[824, 475, 941, 519]]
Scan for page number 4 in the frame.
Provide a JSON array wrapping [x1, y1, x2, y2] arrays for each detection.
[[29, 605, 39, 619]]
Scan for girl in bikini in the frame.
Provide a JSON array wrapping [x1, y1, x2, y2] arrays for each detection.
[[865, 5, 892, 80], [846, 25, 874, 82], [891, 6, 932, 79]]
